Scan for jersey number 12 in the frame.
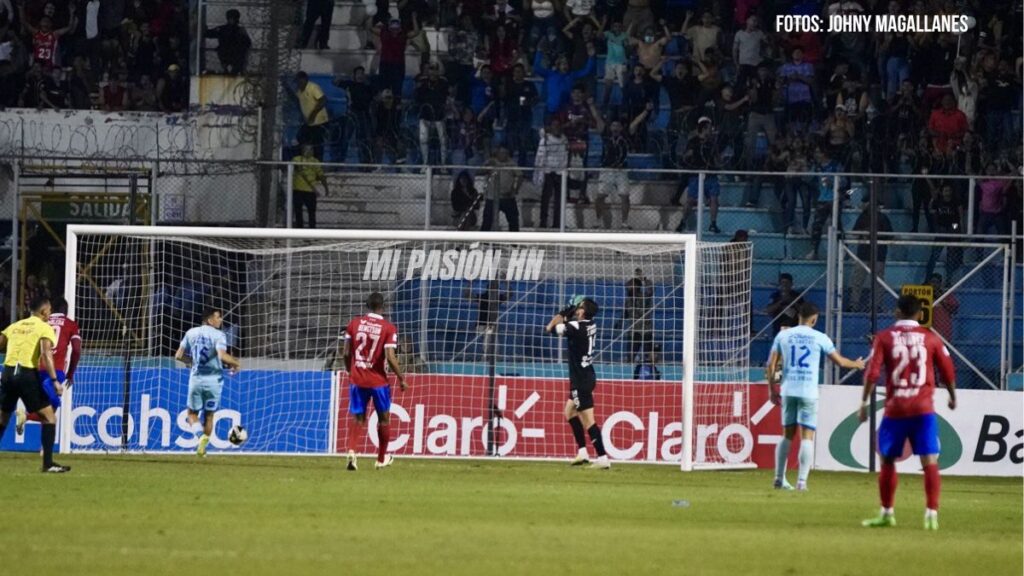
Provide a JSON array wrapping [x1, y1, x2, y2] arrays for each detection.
[[789, 345, 811, 368]]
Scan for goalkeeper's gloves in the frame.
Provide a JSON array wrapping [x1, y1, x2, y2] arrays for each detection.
[[559, 295, 586, 319]]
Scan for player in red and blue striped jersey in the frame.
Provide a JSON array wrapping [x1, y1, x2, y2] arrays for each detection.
[[16, 297, 81, 434], [860, 295, 957, 530], [340, 292, 407, 471]]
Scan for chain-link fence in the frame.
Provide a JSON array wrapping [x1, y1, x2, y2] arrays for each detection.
[[3, 156, 264, 322], [4, 152, 1020, 387], [819, 174, 1021, 390], [834, 233, 1017, 391], [273, 162, 1021, 389], [153, 159, 262, 225]]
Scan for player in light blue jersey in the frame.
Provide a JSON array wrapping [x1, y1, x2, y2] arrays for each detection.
[[766, 302, 865, 491], [175, 308, 241, 457]]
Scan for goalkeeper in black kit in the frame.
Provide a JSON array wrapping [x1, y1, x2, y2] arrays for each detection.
[[546, 296, 610, 469]]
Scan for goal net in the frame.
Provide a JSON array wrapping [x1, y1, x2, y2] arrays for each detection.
[[63, 227, 752, 470]]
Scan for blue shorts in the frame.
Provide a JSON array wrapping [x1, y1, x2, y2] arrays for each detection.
[[349, 384, 391, 416], [39, 370, 66, 410], [686, 175, 720, 199], [188, 375, 224, 413], [878, 413, 940, 459], [780, 396, 818, 430]]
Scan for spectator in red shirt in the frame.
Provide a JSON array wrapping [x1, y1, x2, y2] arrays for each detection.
[[149, 0, 181, 38], [487, 23, 518, 80], [372, 17, 419, 99], [23, 7, 77, 69], [783, 31, 823, 65], [101, 69, 129, 111], [928, 94, 968, 154]]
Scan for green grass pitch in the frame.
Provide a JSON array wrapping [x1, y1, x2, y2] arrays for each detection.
[[1, 453, 1020, 575]]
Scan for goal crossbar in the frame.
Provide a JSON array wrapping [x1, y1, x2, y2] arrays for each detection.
[[65, 225, 701, 245]]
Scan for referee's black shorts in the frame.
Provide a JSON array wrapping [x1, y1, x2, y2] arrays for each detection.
[[1, 366, 49, 414]]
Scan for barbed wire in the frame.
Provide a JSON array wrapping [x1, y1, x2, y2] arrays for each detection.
[[0, 0, 300, 165], [0, 110, 260, 163]]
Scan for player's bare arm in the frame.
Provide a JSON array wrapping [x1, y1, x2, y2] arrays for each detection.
[[0, 333, 6, 352], [766, 350, 782, 405], [857, 372, 877, 423], [385, 347, 406, 391], [39, 339, 63, 396], [934, 339, 957, 411], [944, 380, 957, 411], [545, 313, 564, 333], [828, 351, 866, 371], [340, 338, 351, 372], [67, 335, 82, 384], [218, 350, 242, 372], [174, 346, 192, 367]]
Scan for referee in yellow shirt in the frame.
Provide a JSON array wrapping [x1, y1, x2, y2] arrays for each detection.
[[0, 295, 70, 473]]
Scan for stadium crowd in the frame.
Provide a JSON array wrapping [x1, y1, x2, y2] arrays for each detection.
[[0, 0, 200, 111], [300, 0, 1021, 181]]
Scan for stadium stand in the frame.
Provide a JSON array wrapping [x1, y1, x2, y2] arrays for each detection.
[[0, 0, 195, 111], [3, 0, 1019, 386], [237, 0, 1021, 385]]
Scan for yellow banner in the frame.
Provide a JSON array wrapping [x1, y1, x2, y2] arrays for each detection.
[[901, 284, 934, 328]]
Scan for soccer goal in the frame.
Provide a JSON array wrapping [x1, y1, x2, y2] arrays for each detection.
[[62, 226, 753, 470]]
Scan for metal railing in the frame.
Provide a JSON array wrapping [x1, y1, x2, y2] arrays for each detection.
[[270, 161, 1022, 236], [4, 156, 1021, 387], [276, 160, 1024, 391]]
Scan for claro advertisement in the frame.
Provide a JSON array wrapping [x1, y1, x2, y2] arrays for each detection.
[[3, 369, 1019, 477]]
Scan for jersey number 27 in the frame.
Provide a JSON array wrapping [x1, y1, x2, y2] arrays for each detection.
[[354, 332, 381, 363]]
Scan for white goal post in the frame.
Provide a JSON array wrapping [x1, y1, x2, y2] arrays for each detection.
[[62, 226, 753, 471]]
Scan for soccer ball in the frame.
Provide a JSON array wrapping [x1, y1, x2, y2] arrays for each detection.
[[228, 424, 248, 446]]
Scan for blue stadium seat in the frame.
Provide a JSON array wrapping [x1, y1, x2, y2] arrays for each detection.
[[956, 290, 1008, 312], [627, 154, 660, 181], [952, 315, 1010, 343]]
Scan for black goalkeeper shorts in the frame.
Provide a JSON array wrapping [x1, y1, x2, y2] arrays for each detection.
[[569, 381, 595, 412]]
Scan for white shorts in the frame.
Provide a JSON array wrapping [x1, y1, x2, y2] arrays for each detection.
[[781, 396, 819, 430], [598, 171, 636, 201], [604, 63, 626, 86]]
